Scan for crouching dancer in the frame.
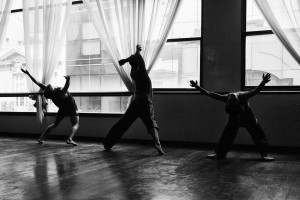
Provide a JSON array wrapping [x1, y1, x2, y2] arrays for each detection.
[[190, 73, 274, 161]]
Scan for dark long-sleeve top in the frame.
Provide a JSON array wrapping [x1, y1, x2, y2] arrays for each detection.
[[44, 86, 77, 113], [194, 80, 267, 117], [126, 53, 152, 97]]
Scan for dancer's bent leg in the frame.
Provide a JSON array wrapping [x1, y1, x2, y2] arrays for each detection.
[[212, 118, 239, 159], [246, 119, 274, 161], [38, 115, 64, 144], [67, 115, 79, 146]]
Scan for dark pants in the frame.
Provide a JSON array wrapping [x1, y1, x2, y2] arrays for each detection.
[[215, 110, 268, 157], [103, 96, 158, 149]]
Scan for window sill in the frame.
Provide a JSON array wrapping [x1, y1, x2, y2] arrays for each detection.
[[0, 112, 123, 117]]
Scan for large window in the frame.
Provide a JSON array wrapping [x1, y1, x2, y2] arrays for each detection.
[[0, 0, 201, 113], [150, 0, 201, 88], [245, 0, 300, 87]]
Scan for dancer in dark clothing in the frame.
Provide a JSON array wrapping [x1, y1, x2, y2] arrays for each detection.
[[103, 45, 164, 155], [190, 73, 274, 161], [21, 69, 79, 146]]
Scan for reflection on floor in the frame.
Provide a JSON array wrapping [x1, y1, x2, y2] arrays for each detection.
[[0, 137, 300, 200]]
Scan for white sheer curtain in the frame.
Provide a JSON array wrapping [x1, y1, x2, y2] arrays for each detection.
[[255, 0, 300, 65], [83, 0, 182, 91], [0, 0, 12, 48], [23, 0, 71, 122]]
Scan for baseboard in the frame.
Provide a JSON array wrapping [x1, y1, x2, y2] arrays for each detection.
[[0, 132, 299, 153]]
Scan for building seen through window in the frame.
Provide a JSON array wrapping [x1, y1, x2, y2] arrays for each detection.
[[0, 0, 201, 113], [246, 0, 300, 87]]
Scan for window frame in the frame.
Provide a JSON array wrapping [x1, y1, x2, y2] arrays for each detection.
[[243, 0, 300, 91], [0, 0, 202, 114]]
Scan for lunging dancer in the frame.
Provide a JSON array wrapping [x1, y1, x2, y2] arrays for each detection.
[[103, 45, 164, 155]]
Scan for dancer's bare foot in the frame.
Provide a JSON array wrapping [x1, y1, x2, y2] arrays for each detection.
[[103, 143, 112, 151], [66, 139, 78, 146], [206, 153, 225, 160], [37, 139, 44, 144], [262, 155, 275, 161], [155, 144, 165, 155]]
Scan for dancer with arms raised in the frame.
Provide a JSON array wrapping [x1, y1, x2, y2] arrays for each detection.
[[190, 73, 274, 161]]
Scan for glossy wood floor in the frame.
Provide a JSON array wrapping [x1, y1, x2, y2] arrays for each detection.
[[0, 137, 300, 200]]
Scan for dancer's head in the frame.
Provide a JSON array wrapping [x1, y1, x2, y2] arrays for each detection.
[[227, 93, 239, 105], [44, 84, 55, 99]]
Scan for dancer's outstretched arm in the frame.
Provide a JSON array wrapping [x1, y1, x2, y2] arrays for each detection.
[[62, 76, 70, 93], [21, 69, 46, 90], [240, 73, 271, 99], [190, 80, 228, 102], [118, 58, 128, 66]]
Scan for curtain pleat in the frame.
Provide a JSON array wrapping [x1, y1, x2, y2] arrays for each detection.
[[82, 0, 182, 92], [23, 0, 71, 123], [0, 0, 12, 49], [255, 0, 300, 65]]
